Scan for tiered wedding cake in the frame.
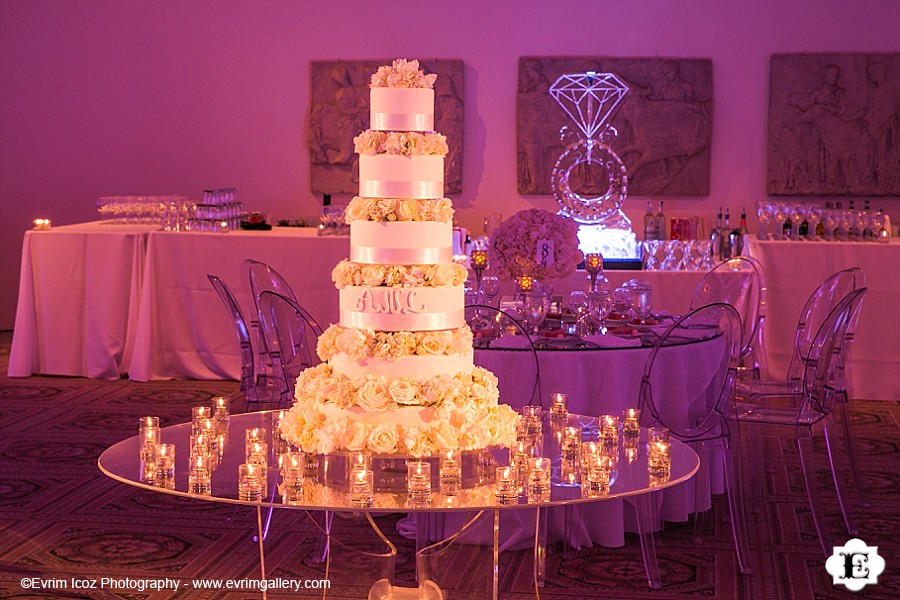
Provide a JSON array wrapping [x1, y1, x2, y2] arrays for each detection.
[[279, 59, 518, 457]]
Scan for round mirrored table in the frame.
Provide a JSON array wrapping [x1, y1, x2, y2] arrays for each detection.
[[99, 410, 699, 599]]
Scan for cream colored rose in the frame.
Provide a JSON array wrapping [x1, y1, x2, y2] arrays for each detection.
[[335, 327, 368, 358], [367, 423, 400, 454], [429, 263, 458, 286], [316, 326, 340, 360], [417, 332, 447, 356], [358, 265, 383, 287], [395, 200, 420, 221], [345, 197, 369, 221], [403, 428, 432, 457], [344, 421, 369, 451], [331, 260, 355, 288], [389, 379, 420, 405], [357, 378, 393, 412], [431, 420, 460, 451]]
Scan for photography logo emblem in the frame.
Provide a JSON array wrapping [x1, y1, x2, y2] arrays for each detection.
[[825, 538, 885, 591]]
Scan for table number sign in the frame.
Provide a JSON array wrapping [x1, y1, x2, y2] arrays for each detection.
[[535, 239, 555, 267]]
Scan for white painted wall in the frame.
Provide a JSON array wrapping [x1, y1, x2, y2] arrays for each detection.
[[1, 0, 898, 329]]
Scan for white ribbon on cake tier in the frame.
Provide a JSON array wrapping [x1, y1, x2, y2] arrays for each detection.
[[350, 245, 452, 264], [359, 179, 444, 199], [340, 309, 465, 331], [370, 112, 434, 131]]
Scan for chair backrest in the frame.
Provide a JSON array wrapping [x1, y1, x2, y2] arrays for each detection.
[[640, 302, 743, 440], [465, 303, 542, 407], [690, 256, 765, 360], [207, 274, 256, 394], [797, 287, 866, 421], [787, 267, 865, 387], [258, 290, 323, 406]]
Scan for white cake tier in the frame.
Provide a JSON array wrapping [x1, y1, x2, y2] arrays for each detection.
[[370, 88, 434, 132], [339, 285, 464, 331], [359, 154, 444, 199], [330, 351, 474, 381], [350, 221, 452, 264]]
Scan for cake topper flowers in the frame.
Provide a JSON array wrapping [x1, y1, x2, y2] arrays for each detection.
[[370, 58, 437, 89]]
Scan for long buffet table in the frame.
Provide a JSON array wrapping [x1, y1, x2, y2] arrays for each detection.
[[9, 224, 900, 400], [744, 237, 900, 402]]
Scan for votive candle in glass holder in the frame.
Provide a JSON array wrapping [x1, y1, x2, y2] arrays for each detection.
[[520, 405, 543, 437], [622, 408, 640, 437], [238, 463, 263, 501], [190, 432, 212, 460], [495, 465, 519, 505], [601, 414, 619, 450], [560, 426, 582, 484], [350, 468, 374, 506], [549, 392, 568, 421], [153, 443, 176, 484], [527, 457, 552, 504], [439, 450, 462, 497], [406, 460, 432, 502], [246, 440, 268, 468], [510, 440, 530, 492], [191, 406, 211, 433], [245, 427, 268, 446], [648, 426, 669, 444], [188, 454, 212, 495], [139, 417, 160, 462], [348, 450, 372, 476], [582, 455, 612, 498], [648, 440, 671, 479], [280, 451, 305, 478], [33, 218, 52, 231], [212, 396, 230, 431], [280, 454, 305, 506]]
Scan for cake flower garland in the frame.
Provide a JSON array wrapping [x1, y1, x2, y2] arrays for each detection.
[[345, 197, 454, 223], [370, 58, 437, 89], [317, 325, 473, 362], [354, 131, 448, 157], [279, 363, 519, 456], [488, 209, 583, 281], [332, 260, 468, 288]]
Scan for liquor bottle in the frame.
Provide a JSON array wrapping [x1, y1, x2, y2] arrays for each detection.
[[782, 208, 793, 239], [710, 207, 723, 261], [721, 208, 732, 259], [815, 203, 826, 237], [655, 201, 667, 240], [847, 200, 860, 240], [798, 204, 809, 237], [730, 207, 747, 257], [643, 202, 658, 240], [863, 200, 873, 239]]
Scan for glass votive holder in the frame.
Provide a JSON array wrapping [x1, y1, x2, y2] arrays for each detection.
[[439, 450, 462, 497], [188, 454, 212, 495], [280, 451, 305, 478], [495, 466, 519, 505], [622, 408, 640, 437], [520, 405, 543, 436], [648, 426, 670, 444], [623, 436, 640, 463], [582, 456, 612, 498], [238, 463, 263, 502], [406, 460, 432, 502], [648, 440, 671, 479], [212, 396, 230, 431], [32, 218, 52, 231], [350, 468, 374, 506], [246, 441, 268, 468], [281, 465, 305, 506], [348, 450, 372, 475], [153, 443, 176, 483], [245, 427, 268, 446], [600, 414, 619, 443], [527, 457, 552, 504]]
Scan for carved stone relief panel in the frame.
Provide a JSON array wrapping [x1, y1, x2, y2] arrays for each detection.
[[309, 59, 464, 196], [517, 56, 712, 197], [767, 53, 900, 196]]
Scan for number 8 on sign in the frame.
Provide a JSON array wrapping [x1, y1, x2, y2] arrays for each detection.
[[536, 239, 555, 267]]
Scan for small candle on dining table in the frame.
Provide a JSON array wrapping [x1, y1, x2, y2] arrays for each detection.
[[622, 408, 640, 436], [471, 249, 488, 269]]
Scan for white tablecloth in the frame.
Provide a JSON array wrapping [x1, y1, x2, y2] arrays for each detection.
[[128, 228, 348, 381], [9, 223, 154, 379], [744, 237, 900, 401]]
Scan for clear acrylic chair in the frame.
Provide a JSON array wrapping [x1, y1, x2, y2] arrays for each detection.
[[736, 268, 868, 507], [730, 287, 867, 553], [465, 303, 542, 406], [690, 255, 768, 380], [242, 259, 300, 391], [207, 274, 278, 407], [635, 302, 752, 587], [257, 290, 323, 408]]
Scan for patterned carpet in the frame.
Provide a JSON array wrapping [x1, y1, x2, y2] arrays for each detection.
[[0, 332, 897, 599]]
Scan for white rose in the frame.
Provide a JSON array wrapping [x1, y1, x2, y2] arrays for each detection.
[[389, 379, 420, 405], [331, 260, 355, 288], [430, 263, 458, 286], [335, 328, 368, 358], [367, 423, 400, 454], [417, 333, 447, 356], [431, 420, 460, 451], [357, 379, 392, 412], [344, 421, 368, 451], [360, 265, 384, 287]]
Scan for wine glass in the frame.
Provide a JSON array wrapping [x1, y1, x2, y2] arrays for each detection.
[[756, 201, 771, 240], [568, 291, 587, 335], [587, 290, 611, 333], [806, 205, 822, 240], [470, 249, 488, 293], [772, 202, 787, 240], [481, 274, 500, 307], [523, 292, 548, 336], [631, 285, 653, 325]]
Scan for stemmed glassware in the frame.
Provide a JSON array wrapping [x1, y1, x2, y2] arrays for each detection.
[[568, 291, 587, 335], [523, 292, 548, 336], [470, 250, 488, 297], [481, 274, 500, 307], [584, 253, 603, 292], [756, 202, 772, 240]]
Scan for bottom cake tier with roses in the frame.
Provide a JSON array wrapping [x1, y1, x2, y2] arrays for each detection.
[[278, 325, 519, 457]]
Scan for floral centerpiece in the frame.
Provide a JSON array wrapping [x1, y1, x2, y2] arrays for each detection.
[[370, 58, 437, 89], [488, 209, 583, 282]]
